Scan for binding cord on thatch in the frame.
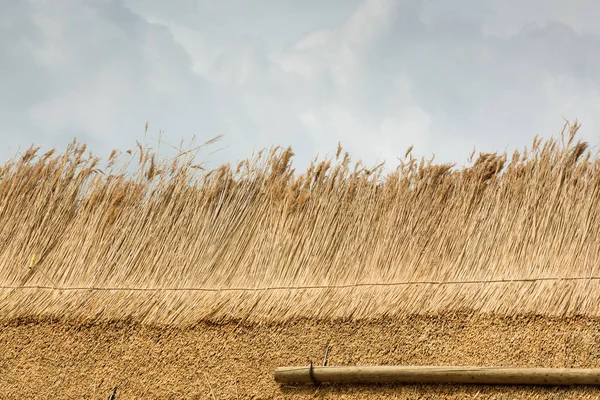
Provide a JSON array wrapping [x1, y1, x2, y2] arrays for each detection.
[[2, 122, 600, 324], [3, 274, 600, 292]]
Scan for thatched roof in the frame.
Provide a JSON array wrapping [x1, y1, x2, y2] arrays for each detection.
[[2, 123, 599, 325]]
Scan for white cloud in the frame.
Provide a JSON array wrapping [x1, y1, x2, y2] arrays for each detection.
[[29, 64, 136, 141], [3, 0, 600, 172]]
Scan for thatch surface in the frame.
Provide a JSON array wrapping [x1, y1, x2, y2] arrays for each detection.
[[2, 123, 600, 323], [2, 315, 600, 399]]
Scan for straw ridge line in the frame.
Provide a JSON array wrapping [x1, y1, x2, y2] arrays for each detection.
[[2, 122, 600, 324]]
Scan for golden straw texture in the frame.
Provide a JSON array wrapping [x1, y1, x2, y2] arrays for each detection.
[[1, 123, 599, 325]]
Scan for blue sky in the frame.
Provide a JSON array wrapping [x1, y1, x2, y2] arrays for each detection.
[[3, 0, 600, 171]]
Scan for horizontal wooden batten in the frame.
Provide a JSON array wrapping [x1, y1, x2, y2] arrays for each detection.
[[274, 365, 600, 386]]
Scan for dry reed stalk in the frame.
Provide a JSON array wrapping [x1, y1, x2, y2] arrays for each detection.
[[2, 123, 600, 325]]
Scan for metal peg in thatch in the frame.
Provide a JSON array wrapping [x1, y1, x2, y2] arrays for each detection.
[[274, 365, 600, 386]]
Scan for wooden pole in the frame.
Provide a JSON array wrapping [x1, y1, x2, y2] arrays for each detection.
[[274, 365, 600, 386]]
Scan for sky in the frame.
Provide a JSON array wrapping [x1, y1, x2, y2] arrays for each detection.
[[3, 0, 600, 171]]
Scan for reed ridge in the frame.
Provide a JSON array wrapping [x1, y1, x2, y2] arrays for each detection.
[[1, 123, 599, 325]]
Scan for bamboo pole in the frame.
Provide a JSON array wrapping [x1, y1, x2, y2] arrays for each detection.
[[274, 366, 600, 386]]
